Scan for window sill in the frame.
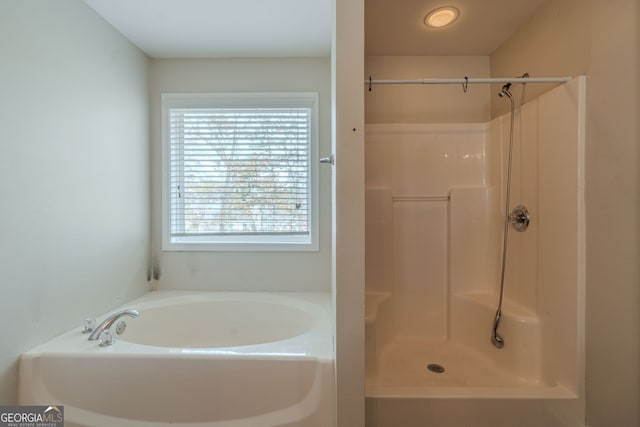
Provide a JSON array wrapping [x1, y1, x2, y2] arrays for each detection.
[[162, 241, 319, 252]]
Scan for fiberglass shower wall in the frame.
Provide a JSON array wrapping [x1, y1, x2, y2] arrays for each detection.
[[365, 76, 585, 398], [366, 123, 489, 340]]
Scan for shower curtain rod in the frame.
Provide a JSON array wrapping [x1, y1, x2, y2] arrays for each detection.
[[366, 76, 572, 87]]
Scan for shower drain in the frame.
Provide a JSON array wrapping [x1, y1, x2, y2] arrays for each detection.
[[427, 363, 446, 374]]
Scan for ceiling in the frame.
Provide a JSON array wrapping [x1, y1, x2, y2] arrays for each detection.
[[83, 0, 333, 58], [84, 0, 545, 58], [366, 0, 546, 56]]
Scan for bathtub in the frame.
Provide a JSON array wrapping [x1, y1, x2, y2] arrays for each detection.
[[19, 291, 334, 427]]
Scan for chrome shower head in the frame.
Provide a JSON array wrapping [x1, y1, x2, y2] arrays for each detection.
[[499, 83, 513, 99]]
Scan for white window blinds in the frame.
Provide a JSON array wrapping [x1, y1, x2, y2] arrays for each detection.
[[164, 94, 317, 250]]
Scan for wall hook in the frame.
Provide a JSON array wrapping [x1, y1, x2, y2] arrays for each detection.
[[462, 76, 468, 93], [369, 76, 372, 92]]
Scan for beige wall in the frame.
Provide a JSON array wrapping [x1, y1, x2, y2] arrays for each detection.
[[490, 0, 590, 118], [149, 58, 332, 292], [333, 0, 365, 423], [0, 0, 150, 403], [365, 56, 490, 123], [491, 1, 640, 426]]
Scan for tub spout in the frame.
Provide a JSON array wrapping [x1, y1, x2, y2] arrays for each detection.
[[88, 309, 140, 341]]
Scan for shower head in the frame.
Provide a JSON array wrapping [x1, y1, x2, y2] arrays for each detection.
[[498, 83, 513, 99]]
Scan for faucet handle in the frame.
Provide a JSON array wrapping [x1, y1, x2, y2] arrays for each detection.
[[99, 328, 115, 347], [115, 320, 127, 335], [82, 318, 97, 334]]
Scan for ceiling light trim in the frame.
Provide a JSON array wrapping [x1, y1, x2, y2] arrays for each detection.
[[424, 6, 460, 28]]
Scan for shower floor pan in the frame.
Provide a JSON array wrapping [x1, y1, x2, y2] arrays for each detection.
[[366, 339, 574, 399]]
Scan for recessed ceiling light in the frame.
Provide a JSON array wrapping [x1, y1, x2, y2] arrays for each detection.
[[424, 6, 460, 28]]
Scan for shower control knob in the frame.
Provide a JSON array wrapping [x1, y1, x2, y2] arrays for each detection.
[[510, 205, 531, 232]]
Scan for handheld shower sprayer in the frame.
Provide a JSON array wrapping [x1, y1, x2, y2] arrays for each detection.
[[491, 77, 518, 349], [492, 309, 504, 348], [498, 72, 528, 98], [498, 83, 513, 98]]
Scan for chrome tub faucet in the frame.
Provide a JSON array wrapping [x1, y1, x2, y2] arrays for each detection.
[[87, 309, 140, 342]]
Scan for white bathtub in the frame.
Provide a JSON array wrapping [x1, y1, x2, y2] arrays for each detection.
[[19, 291, 334, 427]]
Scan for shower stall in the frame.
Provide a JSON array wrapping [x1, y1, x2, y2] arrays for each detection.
[[364, 76, 585, 427]]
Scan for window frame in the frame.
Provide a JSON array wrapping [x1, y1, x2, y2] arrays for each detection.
[[161, 92, 319, 252]]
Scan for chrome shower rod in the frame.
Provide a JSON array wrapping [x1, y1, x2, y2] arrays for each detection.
[[366, 76, 572, 86]]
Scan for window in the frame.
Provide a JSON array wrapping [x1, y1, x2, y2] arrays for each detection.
[[162, 93, 319, 251]]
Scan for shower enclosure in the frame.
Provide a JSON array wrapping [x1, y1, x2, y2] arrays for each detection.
[[364, 77, 585, 427]]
